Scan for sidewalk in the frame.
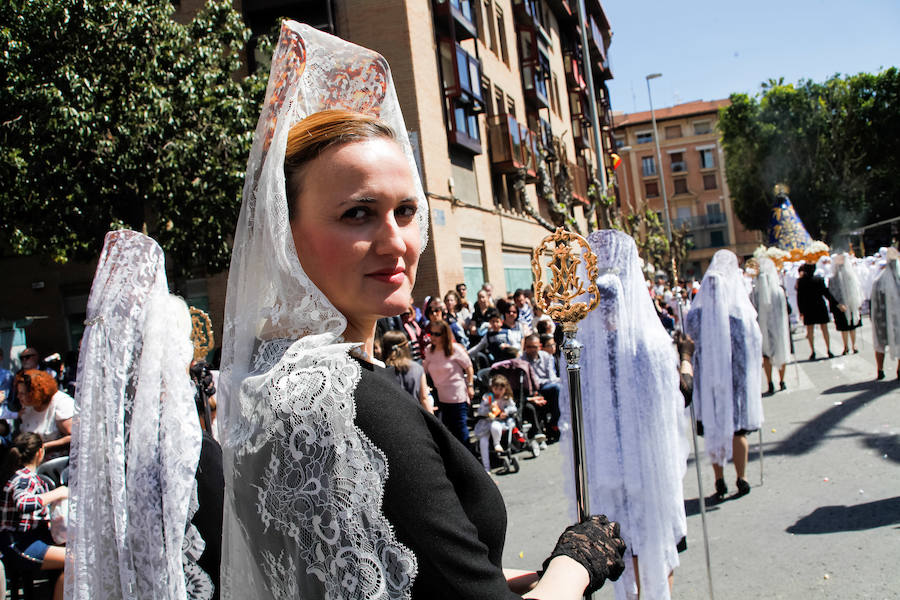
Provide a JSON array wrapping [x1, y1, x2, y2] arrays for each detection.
[[497, 320, 900, 599]]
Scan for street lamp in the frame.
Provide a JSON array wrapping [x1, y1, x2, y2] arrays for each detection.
[[646, 73, 672, 242]]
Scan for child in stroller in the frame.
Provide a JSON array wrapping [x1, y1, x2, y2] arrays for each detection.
[[474, 374, 526, 473]]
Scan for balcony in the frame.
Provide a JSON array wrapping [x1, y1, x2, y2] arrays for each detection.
[[517, 26, 551, 110], [544, 0, 574, 22], [671, 161, 687, 173], [433, 0, 478, 40], [572, 118, 591, 150], [488, 114, 538, 180], [563, 50, 586, 92], [672, 213, 727, 230], [439, 39, 484, 110], [569, 160, 589, 205], [686, 228, 729, 250]]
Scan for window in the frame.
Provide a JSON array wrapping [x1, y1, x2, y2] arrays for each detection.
[[645, 181, 659, 198], [462, 245, 486, 293], [503, 251, 534, 293], [641, 156, 656, 177], [707, 203, 724, 224], [699, 148, 715, 169], [494, 86, 506, 117], [439, 40, 483, 106], [613, 136, 625, 149], [693, 120, 712, 135], [484, 0, 498, 52], [449, 100, 481, 152], [550, 72, 560, 115], [665, 125, 682, 139], [674, 178, 688, 195], [482, 78, 493, 116], [636, 131, 653, 144], [703, 173, 717, 190], [496, 6, 509, 65], [670, 151, 686, 173], [709, 230, 725, 247]]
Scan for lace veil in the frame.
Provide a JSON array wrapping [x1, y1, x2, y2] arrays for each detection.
[[686, 250, 763, 465], [871, 248, 900, 360], [561, 230, 688, 600], [65, 230, 205, 598], [830, 253, 863, 325], [219, 22, 426, 599], [753, 257, 791, 369]]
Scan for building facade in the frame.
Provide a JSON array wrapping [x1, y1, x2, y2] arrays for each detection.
[[1, 0, 616, 359], [613, 99, 762, 278]]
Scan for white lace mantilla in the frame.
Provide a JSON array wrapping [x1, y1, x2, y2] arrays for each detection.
[[222, 339, 417, 599]]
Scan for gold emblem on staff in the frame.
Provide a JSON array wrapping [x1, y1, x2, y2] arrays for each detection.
[[531, 227, 600, 328], [189, 307, 214, 361]]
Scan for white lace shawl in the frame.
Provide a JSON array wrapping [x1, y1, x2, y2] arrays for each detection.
[[65, 230, 205, 599], [752, 258, 791, 368], [829, 253, 863, 324], [561, 230, 688, 600], [219, 22, 425, 599], [871, 254, 900, 360], [686, 250, 763, 466]]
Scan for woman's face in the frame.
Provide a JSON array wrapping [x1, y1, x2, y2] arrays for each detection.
[[477, 290, 489, 306], [16, 382, 32, 407], [290, 139, 420, 329], [444, 294, 457, 311]]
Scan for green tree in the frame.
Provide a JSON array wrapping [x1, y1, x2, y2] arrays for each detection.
[[0, 0, 268, 274], [719, 69, 900, 242]]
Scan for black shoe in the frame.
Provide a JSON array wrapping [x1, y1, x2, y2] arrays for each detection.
[[876, 370, 885, 380], [714, 478, 728, 500], [841, 349, 849, 356], [735, 478, 751, 497], [779, 381, 787, 391], [763, 382, 775, 396], [808, 352, 816, 361], [853, 348, 859, 354], [827, 351, 835, 358]]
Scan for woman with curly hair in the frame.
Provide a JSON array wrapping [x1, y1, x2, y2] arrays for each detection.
[[14, 370, 74, 461]]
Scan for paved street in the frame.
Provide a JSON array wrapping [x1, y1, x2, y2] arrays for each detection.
[[495, 320, 900, 599]]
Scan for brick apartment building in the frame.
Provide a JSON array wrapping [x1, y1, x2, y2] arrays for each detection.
[[613, 99, 762, 279], [1, 0, 616, 360]]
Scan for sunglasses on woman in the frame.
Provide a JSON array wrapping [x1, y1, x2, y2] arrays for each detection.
[[429, 330, 443, 336]]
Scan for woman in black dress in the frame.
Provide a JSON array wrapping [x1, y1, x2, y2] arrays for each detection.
[[796, 263, 840, 359], [218, 22, 625, 599]]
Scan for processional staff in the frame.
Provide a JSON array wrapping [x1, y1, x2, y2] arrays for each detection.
[[532, 228, 600, 599], [189, 306, 215, 433]]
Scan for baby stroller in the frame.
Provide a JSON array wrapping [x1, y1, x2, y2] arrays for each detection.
[[489, 359, 546, 459], [474, 396, 523, 474]]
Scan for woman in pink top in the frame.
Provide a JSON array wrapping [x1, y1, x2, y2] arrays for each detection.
[[423, 320, 474, 445]]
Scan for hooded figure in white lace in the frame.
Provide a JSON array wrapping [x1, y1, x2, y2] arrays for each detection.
[[218, 22, 425, 599], [752, 257, 791, 372], [65, 230, 208, 599], [829, 254, 862, 325], [686, 250, 763, 468], [871, 247, 900, 372], [573, 230, 688, 600]]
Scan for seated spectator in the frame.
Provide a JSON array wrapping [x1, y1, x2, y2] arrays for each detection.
[[1, 433, 68, 600], [445, 289, 471, 329], [471, 289, 494, 330], [383, 330, 431, 413], [497, 299, 526, 356], [469, 308, 517, 364], [455, 283, 472, 323], [14, 370, 74, 461], [513, 289, 534, 332], [428, 296, 468, 348], [474, 375, 522, 472], [522, 334, 561, 440], [400, 300, 425, 362]]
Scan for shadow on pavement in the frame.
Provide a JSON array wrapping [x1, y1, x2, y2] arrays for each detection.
[[767, 380, 898, 457], [862, 433, 900, 464], [684, 496, 722, 517], [786, 496, 900, 534]]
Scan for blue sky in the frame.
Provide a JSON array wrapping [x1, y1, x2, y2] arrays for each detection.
[[604, 0, 900, 114]]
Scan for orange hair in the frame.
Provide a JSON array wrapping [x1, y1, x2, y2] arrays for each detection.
[[15, 369, 58, 405], [284, 110, 396, 220]]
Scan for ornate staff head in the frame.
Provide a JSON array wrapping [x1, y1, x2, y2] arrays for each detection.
[[189, 307, 214, 362], [532, 227, 600, 332]]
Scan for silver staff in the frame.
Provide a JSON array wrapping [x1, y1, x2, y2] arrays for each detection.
[[532, 228, 600, 599], [676, 292, 716, 600]]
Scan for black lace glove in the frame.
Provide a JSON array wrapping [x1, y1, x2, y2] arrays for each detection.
[[541, 515, 627, 594]]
